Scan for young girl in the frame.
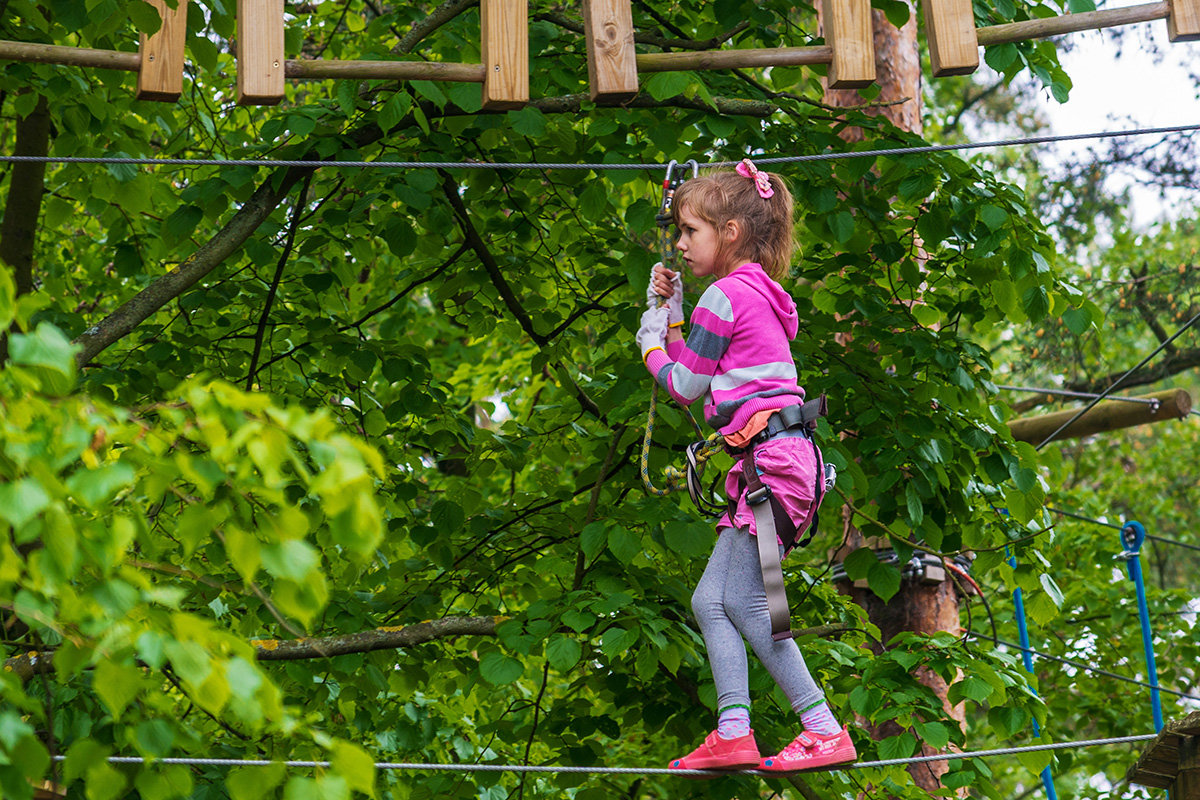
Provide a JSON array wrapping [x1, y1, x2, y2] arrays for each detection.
[[635, 160, 857, 774]]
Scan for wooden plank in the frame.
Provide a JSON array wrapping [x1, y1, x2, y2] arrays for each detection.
[[1168, 0, 1200, 39], [0, 40, 141, 71], [480, 0, 528, 110], [237, 0, 285, 105], [137, 0, 189, 101], [1008, 389, 1192, 445], [1129, 713, 1200, 792], [1178, 734, 1200, 800], [582, 0, 638, 102], [637, 45, 832, 72], [823, 0, 875, 88], [976, 1, 1167, 44], [286, 59, 485, 82], [922, 0, 979, 76]]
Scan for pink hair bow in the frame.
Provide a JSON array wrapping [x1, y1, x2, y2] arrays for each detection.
[[736, 158, 774, 199]]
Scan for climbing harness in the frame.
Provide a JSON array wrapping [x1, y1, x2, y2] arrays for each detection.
[[725, 397, 831, 640]]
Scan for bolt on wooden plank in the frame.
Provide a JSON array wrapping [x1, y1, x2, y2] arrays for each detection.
[[481, 0, 528, 110], [137, 0, 190, 102]]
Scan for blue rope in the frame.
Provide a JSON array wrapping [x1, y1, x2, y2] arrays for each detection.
[[1007, 548, 1059, 800], [1120, 522, 1164, 733]]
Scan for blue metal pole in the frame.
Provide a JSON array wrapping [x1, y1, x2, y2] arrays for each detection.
[[1120, 521, 1164, 733], [1008, 549, 1058, 800]]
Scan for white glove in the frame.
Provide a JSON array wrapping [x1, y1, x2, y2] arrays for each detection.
[[645, 263, 685, 327], [636, 306, 671, 360]]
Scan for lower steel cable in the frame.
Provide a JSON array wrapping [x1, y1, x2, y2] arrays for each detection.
[[51, 734, 1157, 776]]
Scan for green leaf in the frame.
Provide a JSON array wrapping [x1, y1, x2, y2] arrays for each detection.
[[508, 107, 547, 137], [607, 526, 640, 563], [546, 636, 582, 672], [914, 720, 952, 749], [1021, 284, 1050, 321], [331, 741, 377, 799], [829, 210, 855, 243], [129, 1, 164, 34], [867, 561, 901, 601], [643, 71, 692, 101], [663, 520, 713, 558], [983, 43, 1019, 72], [93, 660, 143, 720], [165, 204, 204, 241], [979, 204, 1007, 231], [8, 321, 79, 390], [581, 522, 607, 560], [1063, 306, 1092, 334], [65, 462, 136, 507], [479, 651, 524, 685], [228, 764, 286, 800], [843, 547, 878, 580], [1039, 573, 1064, 608], [877, 732, 916, 760], [0, 479, 51, 529]]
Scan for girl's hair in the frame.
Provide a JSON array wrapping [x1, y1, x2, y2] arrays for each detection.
[[671, 167, 796, 279]]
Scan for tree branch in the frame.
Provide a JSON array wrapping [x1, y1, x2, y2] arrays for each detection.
[[393, 0, 479, 55], [246, 172, 312, 390], [251, 614, 504, 660], [73, 169, 307, 368], [439, 171, 547, 346], [534, 10, 749, 51]]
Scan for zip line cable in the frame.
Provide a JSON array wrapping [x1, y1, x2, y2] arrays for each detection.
[[1035, 309, 1200, 449], [1046, 507, 1200, 552], [3, 122, 1200, 171], [49, 734, 1157, 776], [968, 631, 1200, 701]]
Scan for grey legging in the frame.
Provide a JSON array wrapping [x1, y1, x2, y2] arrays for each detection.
[[692, 526, 825, 715]]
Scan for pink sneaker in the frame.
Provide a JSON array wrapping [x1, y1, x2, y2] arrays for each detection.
[[668, 730, 761, 772], [759, 726, 857, 773]]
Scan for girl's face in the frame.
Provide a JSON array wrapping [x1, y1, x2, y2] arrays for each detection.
[[675, 205, 727, 279]]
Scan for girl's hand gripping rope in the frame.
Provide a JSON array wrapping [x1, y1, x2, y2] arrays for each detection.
[[646, 262, 685, 327]]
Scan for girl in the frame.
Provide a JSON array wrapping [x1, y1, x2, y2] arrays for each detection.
[[635, 160, 857, 774]]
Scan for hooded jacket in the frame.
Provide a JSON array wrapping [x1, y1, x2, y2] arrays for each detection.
[[644, 262, 806, 436]]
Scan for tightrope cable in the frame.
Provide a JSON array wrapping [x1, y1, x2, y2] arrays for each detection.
[[49, 734, 1157, 776], [3, 122, 1199, 172]]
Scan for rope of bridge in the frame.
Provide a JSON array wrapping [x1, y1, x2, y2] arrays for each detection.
[[49, 734, 1157, 776]]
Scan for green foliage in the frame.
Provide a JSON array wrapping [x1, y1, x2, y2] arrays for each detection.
[[0, 1, 1178, 799]]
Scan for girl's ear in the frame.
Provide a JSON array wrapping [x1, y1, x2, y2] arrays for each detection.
[[724, 219, 742, 244]]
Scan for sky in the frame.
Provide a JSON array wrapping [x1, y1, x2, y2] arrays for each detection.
[[1038, 19, 1199, 228]]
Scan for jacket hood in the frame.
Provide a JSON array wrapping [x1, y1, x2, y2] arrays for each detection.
[[724, 263, 798, 340]]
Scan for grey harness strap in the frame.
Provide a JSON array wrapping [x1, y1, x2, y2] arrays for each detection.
[[733, 397, 828, 641]]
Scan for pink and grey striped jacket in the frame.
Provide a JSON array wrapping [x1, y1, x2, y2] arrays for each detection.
[[643, 262, 806, 436]]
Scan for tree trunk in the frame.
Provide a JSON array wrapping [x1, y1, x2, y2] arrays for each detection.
[[0, 90, 51, 340], [821, 6, 966, 793], [0, 93, 50, 297]]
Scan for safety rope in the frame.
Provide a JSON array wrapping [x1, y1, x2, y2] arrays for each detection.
[[638, 159, 725, 509], [49, 734, 1157, 775], [3, 122, 1199, 172], [1046, 506, 1200, 553], [968, 632, 1200, 702]]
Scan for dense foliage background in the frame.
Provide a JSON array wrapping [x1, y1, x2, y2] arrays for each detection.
[[1, 1, 1196, 799]]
